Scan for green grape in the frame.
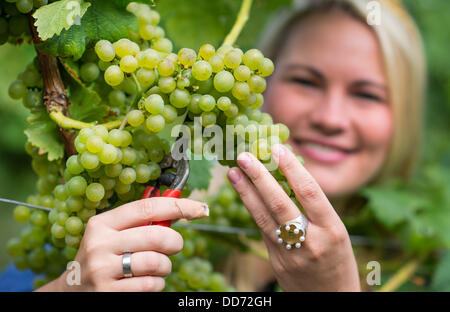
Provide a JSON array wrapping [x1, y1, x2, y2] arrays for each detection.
[[137, 49, 160, 69], [218, 188, 235, 206], [170, 89, 191, 108], [120, 130, 133, 147], [16, 0, 33, 14], [148, 162, 161, 180], [99, 176, 116, 191], [107, 129, 124, 147], [216, 96, 231, 111], [149, 147, 164, 163], [178, 48, 197, 67], [136, 68, 156, 87], [139, 24, 154, 40], [199, 43, 215, 61], [95, 40, 115, 62], [126, 110, 144, 127], [108, 90, 126, 107], [8, 80, 27, 99], [53, 184, 68, 201], [65, 234, 81, 248], [258, 57, 274, 77], [161, 105, 178, 123], [120, 55, 138, 73], [198, 94, 215, 112], [251, 93, 264, 109], [260, 112, 273, 125], [119, 167, 136, 185], [158, 77, 176, 94], [9, 15, 29, 36], [114, 38, 139, 57], [66, 155, 84, 175], [144, 94, 165, 114], [188, 94, 202, 114], [233, 65, 251, 82], [86, 183, 105, 202], [86, 135, 104, 154], [51, 223, 66, 239], [242, 49, 264, 70], [104, 163, 122, 177], [249, 109, 262, 122], [192, 60, 212, 81], [157, 58, 175, 77], [7, 237, 25, 257], [14, 205, 31, 223], [275, 123, 290, 142], [121, 148, 137, 166], [251, 138, 271, 160], [248, 75, 266, 93], [223, 103, 239, 118], [99, 143, 119, 164], [146, 115, 165, 133], [93, 125, 109, 140], [22, 68, 41, 87], [201, 111, 216, 127], [57, 211, 69, 226], [80, 152, 99, 170], [213, 70, 234, 93], [152, 26, 165, 38], [104, 65, 124, 86], [0, 18, 8, 35], [177, 76, 190, 89], [134, 164, 150, 183], [114, 180, 131, 194], [223, 49, 242, 69], [65, 216, 83, 236], [152, 38, 173, 53], [209, 273, 226, 292], [80, 62, 100, 82], [231, 81, 250, 100], [67, 176, 87, 196]]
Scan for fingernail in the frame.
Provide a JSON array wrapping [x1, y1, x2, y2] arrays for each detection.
[[228, 168, 242, 184], [272, 144, 285, 162], [175, 199, 209, 220], [237, 153, 252, 170]]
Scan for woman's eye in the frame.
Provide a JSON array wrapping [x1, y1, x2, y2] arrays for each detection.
[[355, 92, 383, 102], [289, 77, 318, 88]]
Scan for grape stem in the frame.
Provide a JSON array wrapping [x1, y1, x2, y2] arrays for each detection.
[[49, 111, 124, 130], [222, 0, 253, 47], [119, 73, 143, 130]]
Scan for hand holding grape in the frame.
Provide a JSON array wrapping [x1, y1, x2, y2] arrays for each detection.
[[228, 145, 361, 291], [36, 197, 208, 291]]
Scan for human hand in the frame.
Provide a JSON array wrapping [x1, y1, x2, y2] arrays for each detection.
[[227, 144, 360, 291], [37, 197, 208, 292]]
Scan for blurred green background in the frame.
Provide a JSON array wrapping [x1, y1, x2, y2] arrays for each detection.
[[0, 0, 448, 289]]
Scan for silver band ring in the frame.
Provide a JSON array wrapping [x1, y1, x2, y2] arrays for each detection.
[[275, 214, 309, 250], [122, 252, 133, 278]]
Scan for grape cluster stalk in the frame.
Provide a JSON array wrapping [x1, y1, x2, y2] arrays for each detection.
[[5, 2, 302, 291]]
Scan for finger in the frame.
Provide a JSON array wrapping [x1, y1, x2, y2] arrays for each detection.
[[272, 144, 339, 226], [94, 197, 209, 230], [113, 251, 172, 278], [236, 152, 300, 225], [112, 276, 165, 292], [115, 225, 183, 255], [228, 167, 278, 238]]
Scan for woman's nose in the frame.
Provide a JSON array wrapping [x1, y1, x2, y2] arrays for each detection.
[[309, 88, 350, 136]]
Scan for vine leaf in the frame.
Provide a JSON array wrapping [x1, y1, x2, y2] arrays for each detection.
[[432, 250, 450, 291], [33, 0, 91, 41], [187, 157, 213, 191], [24, 112, 65, 161], [38, 1, 138, 60]]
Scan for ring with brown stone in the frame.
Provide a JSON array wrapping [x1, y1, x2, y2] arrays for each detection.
[[275, 214, 308, 250]]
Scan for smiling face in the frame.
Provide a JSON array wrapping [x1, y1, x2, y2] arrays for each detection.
[[264, 10, 393, 201]]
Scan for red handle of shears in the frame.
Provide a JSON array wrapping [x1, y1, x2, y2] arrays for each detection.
[[141, 186, 182, 227]]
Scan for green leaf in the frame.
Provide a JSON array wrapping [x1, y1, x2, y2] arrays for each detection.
[[33, 0, 91, 41], [362, 186, 423, 229], [24, 112, 64, 161], [431, 250, 450, 291], [187, 157, 213, 191], [59, 57, 109, 122], [38, 1, 138, 60]]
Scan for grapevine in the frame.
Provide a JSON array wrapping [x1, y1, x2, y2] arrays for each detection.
[[3, 0, 303, 291]]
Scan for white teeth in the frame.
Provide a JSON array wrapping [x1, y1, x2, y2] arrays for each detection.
[[303, 142, 341, 154]]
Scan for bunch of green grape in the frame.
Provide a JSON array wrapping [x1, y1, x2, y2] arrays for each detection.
[[0, 0, 49, 45]]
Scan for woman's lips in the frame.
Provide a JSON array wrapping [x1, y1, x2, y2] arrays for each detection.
[[292, 139, 356, 164]]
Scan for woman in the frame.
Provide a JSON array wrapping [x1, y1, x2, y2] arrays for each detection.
[[223, 0, 426, 291]]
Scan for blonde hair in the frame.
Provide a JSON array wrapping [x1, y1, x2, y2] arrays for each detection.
[[259, 0, 427, 183]]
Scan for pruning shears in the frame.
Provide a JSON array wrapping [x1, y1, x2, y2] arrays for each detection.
[[140, 147, 190, 227]]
